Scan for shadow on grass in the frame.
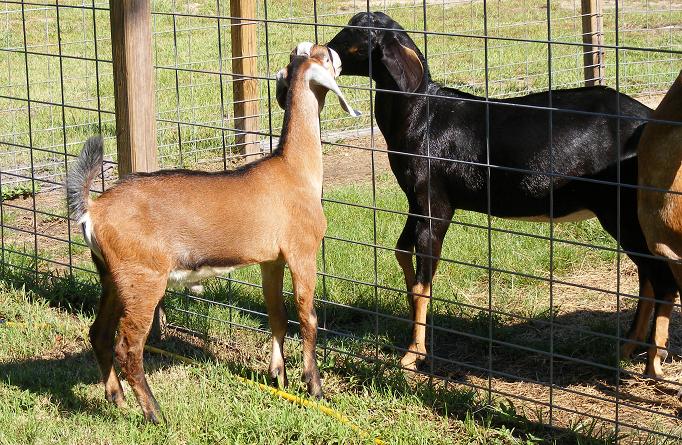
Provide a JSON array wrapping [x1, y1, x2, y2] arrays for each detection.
[[161, 282, 641, 444], [203, 277, 638, 385], [0, 258, 665, 443], [0, 351, 106, 415], [0, 335, 214, 418], [0, 251, 637, 387], [328, 357, 619, 445], [0, 257, 101, 316]]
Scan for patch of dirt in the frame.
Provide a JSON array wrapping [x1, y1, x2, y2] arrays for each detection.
[[634, 92, 665, 110], [323, 134, 391, 187]]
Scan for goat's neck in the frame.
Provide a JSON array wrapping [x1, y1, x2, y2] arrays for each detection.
[[373, 68, 422, 135], [373, 66, 474, 137], [280, 85, 323, 194]]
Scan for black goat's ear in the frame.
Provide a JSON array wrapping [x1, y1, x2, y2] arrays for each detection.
[[275, 68, 289, 110], [380, 36, 424, 93]]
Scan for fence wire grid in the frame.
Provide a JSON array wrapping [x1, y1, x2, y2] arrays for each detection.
[[1, 0, 682, 442]]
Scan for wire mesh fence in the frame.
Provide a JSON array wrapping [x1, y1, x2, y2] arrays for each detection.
[[1, 0, 682, 442]]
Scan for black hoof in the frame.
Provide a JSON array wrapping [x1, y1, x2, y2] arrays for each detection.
[[270, 367, 288, 389], [143, 400, 165, 425], [303, 369, 323, 399], [144, 411, 161, 425], [308, 384, 323, 400], [105, 389, 125, 407]]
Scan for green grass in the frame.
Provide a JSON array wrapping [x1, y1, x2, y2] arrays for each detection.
[[0, 279, 591, 445], [1, 182, 39, 201], [1, 1, 681, 442], [2, 175, 677, 443]]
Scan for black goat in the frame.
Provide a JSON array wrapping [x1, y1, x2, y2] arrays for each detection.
[[326, 12, 678, 378]]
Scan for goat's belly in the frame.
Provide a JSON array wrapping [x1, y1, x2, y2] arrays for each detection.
[[509, 209, 596, 223], [168, 266, 239, 287]]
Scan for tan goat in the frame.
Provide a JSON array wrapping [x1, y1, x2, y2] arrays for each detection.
[[66, 44, 359, 423], [637, 70, 682, 379]]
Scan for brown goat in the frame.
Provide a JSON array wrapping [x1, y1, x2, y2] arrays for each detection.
[[66, 44, 359, 422], [637, 70, 682, 379]]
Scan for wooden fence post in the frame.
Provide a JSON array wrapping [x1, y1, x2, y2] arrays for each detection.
[[230, 0, 261, 159], [109, 0, 158, 174], [581, 0, 605, 86], [109, 0, 165, 340]]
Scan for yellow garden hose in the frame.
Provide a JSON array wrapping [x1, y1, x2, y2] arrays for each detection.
[[143, 345, 385, 445], [1, 320, 385, 444]]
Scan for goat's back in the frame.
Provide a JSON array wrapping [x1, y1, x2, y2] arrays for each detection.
[[88, 159, 323, 272], [379, 84, 650, 218]]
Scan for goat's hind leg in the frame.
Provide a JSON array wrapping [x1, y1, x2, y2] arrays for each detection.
[[261, 261, 288, 389], [644, 267, 678, 379], [113, 271, 167, 423], [622, 273, 655, 359], [90, 255, 125, 407]]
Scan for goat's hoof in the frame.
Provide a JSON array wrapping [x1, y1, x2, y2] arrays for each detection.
[[143, 407, 166, 425], [644, 364, 665, 381], [620, 342, 637, 359], [303, 370, 323, 399], [400, 360, 418, 372], [399, 351, 424, 372], [144, 411, 161, 425], [307, 382, 323, 400], [105, 389, 126, 408], [270, 368, 288, 389]]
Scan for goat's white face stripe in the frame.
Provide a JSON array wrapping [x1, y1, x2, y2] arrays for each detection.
[[306, 63, 361, 117]]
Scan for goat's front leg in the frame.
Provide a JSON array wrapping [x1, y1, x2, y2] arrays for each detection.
[[395, 212, 418, 318], [400, 207, 453, 371], [289, 258, 322, 398], [261, 261, 288, 389]]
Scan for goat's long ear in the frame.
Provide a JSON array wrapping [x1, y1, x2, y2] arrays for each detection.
[[308, 64, 361, 117], [329, 48, 342, 77], [380, 36, 424, 93], [275, 68, 289, 110]]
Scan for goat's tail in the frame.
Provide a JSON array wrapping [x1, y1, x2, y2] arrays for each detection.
[[66, 135, 103, 221]]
